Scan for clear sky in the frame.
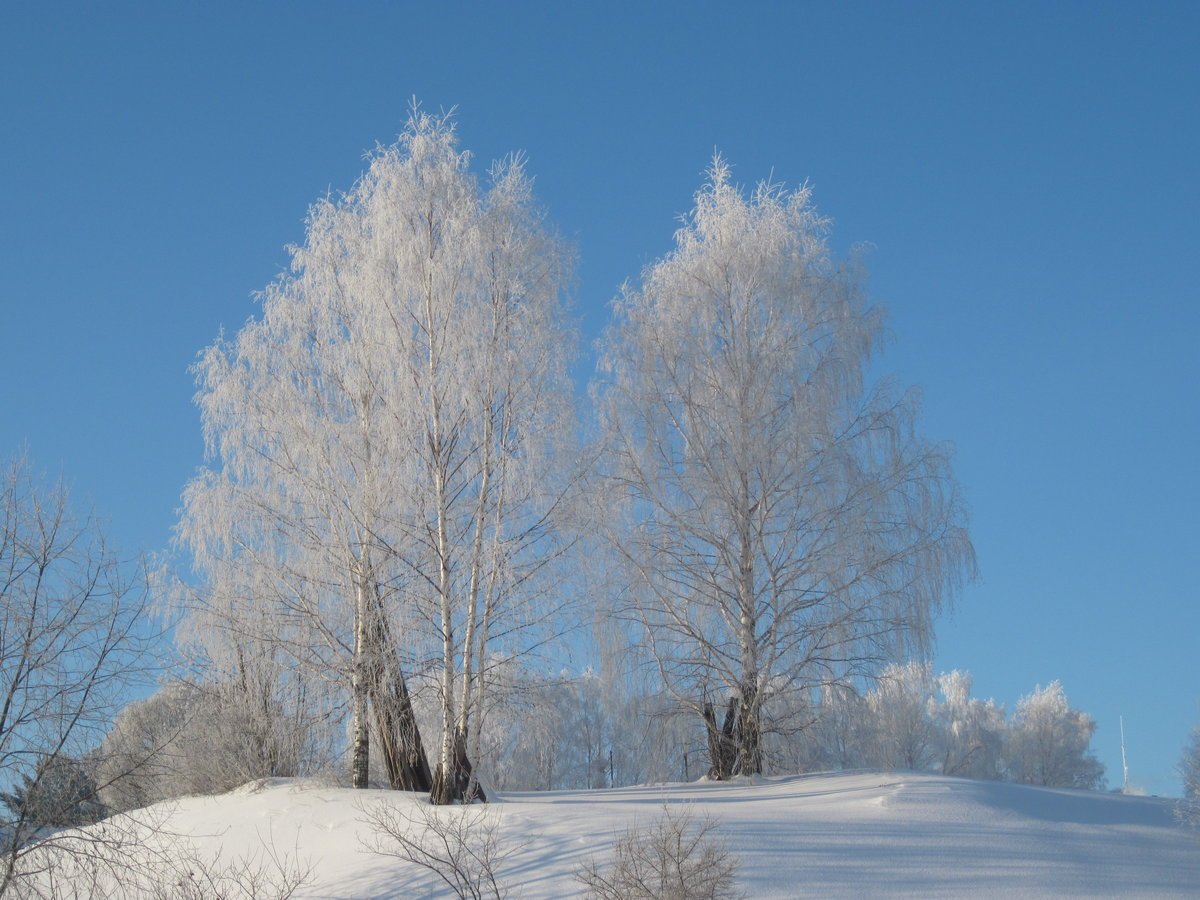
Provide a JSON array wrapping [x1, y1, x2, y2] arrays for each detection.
[[2, 1, 1196, 795]]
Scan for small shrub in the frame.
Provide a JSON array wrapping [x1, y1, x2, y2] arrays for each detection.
[[575, 806, 742, 900], [8, 809, 312, 899], [360, 800, 515, 900]]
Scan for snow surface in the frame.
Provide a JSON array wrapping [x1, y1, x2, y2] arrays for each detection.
[[74, 772, 1200, 897]]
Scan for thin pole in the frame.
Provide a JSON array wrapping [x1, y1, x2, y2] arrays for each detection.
[[1120, 715, 1130, 793]]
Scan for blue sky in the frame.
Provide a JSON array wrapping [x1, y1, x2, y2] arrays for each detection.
[[2, 1, 1196, 795]]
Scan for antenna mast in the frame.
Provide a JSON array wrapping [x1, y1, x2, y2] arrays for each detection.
[[1120, 715, 1130, 793]]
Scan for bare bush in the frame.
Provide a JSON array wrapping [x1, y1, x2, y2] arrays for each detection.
[[575, 807, 742, 900], [360, 800, 515, 900], [147, 841, 313, 900], [8, 811, 312, 900]]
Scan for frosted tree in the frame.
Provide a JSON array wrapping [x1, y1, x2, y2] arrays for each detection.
[[180, 211, 432, 793], [594, 160, 973, 778], [1005, 682, 1104, 789], [863, 661, 939, 771], [96, 677, 339, 813], [795, 683, 868, 771], [180, 109, 576, 803], [350, 113, 576, 803], [933, 670, 1005, 780]]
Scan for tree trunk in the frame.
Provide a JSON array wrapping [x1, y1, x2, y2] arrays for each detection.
[[735, 479, 762, 776], [738, 684, 762, 776], [464, 427, 509, 805], [703, 697, 739, 780], [369, 672, 432, 793], [464, 568, 499, 804], [366, 585, 432, 792], [350, 577, 371, 789], [431, 725, 485, 804]]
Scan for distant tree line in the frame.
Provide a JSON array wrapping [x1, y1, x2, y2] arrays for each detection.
[[66, 659, 1102, 822]]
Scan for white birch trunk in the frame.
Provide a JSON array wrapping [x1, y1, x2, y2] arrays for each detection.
[[350, 566, 371, 789]]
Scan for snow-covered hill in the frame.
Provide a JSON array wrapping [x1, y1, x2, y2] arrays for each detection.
[[39, 772, 1200, 898]]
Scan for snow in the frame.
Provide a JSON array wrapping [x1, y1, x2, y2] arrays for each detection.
[[57, 772, 1200, 897]]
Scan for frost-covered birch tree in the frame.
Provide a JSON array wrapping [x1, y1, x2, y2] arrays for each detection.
[[933, 670, 1005, 780], [863, 661, 939, 771], [1005, 681, 1104, 789], [180, 204, 430, 792], [594, 160, 973, 778], [357, 113, 576, 803], [180, 110, 576, 803]]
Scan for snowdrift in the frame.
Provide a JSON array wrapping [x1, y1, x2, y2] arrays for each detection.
[[52, 772, 1200, 897]]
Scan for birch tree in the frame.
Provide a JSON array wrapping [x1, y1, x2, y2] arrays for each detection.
[[863, 661, 939, 771], [594, 160, 973, 778], [180, 223, 431, 792], [356, 114, 576, 803], [1005, 682, 1104, 789], [180, 109, 576, 803], [933, 670, 1005, 780]]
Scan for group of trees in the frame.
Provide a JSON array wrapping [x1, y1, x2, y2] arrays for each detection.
[[387, 661, 1105, 793], [160, 107, 975, 806], [0, 459, 324, 897], [9, 105, 1157, 897], [21, 106, 1123, 851], [94, 677, 334, 814], [793, 664, 1104, 789]]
